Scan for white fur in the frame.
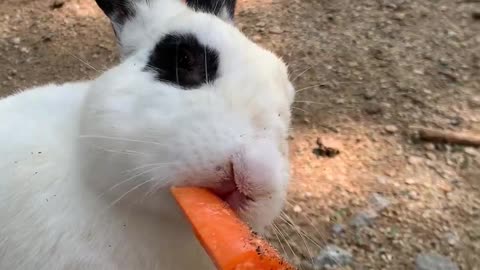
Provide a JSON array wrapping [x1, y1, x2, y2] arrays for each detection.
[[0, 1, 295, 269]]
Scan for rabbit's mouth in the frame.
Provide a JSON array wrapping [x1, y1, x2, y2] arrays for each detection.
[[210, 161, 254, 211]]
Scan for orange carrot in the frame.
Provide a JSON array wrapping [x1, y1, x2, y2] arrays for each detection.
[[171, 187, 295, 270]]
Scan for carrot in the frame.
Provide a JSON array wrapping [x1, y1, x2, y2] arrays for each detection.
[[171, 187, 295, 270]]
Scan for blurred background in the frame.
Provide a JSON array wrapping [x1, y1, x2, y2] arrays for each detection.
[[0, 0, 479, 269]]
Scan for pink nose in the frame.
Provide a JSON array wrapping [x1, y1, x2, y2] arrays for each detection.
[[211, 139, 283, 210]]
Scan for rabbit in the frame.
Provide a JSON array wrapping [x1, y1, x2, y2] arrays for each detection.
[[0, 0, 295, 269]]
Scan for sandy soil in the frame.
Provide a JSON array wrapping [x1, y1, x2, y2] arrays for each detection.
[[1, 0, 479, 269]]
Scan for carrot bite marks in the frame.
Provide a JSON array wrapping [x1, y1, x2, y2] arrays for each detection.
[[171, 187, 295, 270]]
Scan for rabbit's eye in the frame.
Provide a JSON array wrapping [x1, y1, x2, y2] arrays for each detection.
[[177, 48, 195, 69], [145, 33, 219, 89]]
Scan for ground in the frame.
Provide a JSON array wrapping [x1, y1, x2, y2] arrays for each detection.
[[0, 0, 479, 269]]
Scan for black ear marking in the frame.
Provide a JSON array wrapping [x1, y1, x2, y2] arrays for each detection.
[[144, 33, 219, 89], [95, 0, 136, 26], [185, 0, 237, 20]]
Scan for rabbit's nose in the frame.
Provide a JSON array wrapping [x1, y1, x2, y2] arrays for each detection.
[[210, 139, 283, 210]]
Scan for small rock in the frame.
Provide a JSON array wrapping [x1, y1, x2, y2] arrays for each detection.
[[444, 232, 460, 247], [369, 193, 390, 211], [350, 209, 378, 228], [314, 245, 353, 268], [426, 152, 436, 160], [42, 34, 53, 42], [347, 61, 358, 67], [256, 21, 266, 27], [449, 117, 463, 127], [8, 69, 17, 76], [469, 96, 480, 108], [332, 224, 346, 235], [408, 156, 423, 165], [269, 26, 283, 34], [386, 170, 397, 177], [415, 252, 459, 270], [11, 37, 20, 44], [424, 143, 436, 151], [335, 98, 346, 104], [252, 35, 262, 42], [364, 102, 383, 115], [376, 176, 390, 184], [393, 13, 406, 20], [385, 125, 398, 133], [464, 147, 478, 156], [405, 178, 416, 185], [20, 47, 30, 54], [425, 160, 436, 168], [364, 90, 377, 100], [408, 190, 419, 200], [414, 68, 425, 75], [293, 205, 302, 213]]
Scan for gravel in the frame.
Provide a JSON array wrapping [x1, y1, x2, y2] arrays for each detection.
[[314, 245, 353, 269], [415, 252, 459, 270]]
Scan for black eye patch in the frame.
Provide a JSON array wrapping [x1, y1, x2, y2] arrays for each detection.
[[144, 33, 219, 89]]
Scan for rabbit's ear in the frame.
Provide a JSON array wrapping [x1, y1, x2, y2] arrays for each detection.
[[95, 0, 136, 30], [185, 0, 237, 22]]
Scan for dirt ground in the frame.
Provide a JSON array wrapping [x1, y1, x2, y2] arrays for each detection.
[[1, 0, 479, 269]]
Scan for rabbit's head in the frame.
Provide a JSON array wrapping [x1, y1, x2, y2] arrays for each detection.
[[79, 0, 295, 231]]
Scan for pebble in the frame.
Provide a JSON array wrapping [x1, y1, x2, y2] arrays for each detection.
[[20, 47, 30, 54], [8, 69, 17, 76], [314, 245, 353, 268], [293, 205, 303, 213], [332, 224, 346, 235], [408, 156, 423, 165], [335, 98, 346, 104], [252, 35, 262, 42], [364, 102, 383, 115], [393, 13, 406, 21], [364, 90, 377, 100], [369, 193, 391, 212], [408, 190, 419, 200], [11, 37, 20, 44], [414, 68, 425, 75], [469, 96, 480, 108], [424, 143, 436, 151], [376, 176, 390, 184], [444, 232, 459, 247], [405, 178, 416, 185], [464, 147, 478, 156], [426, 152, 436, 160], [385, 125, 398, 133], [269, 26, 283, 34], [348, 61, 358, 67], [415, 252, 459, 270], [350, 209, 378, 228]]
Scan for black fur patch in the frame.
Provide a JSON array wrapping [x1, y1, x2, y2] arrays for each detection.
[[95, 0, 135, 25], [185, 0, 237, 19], [145, 33, 219, 89]]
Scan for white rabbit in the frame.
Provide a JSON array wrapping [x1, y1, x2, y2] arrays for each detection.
[[0, 0, 295, 269]]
